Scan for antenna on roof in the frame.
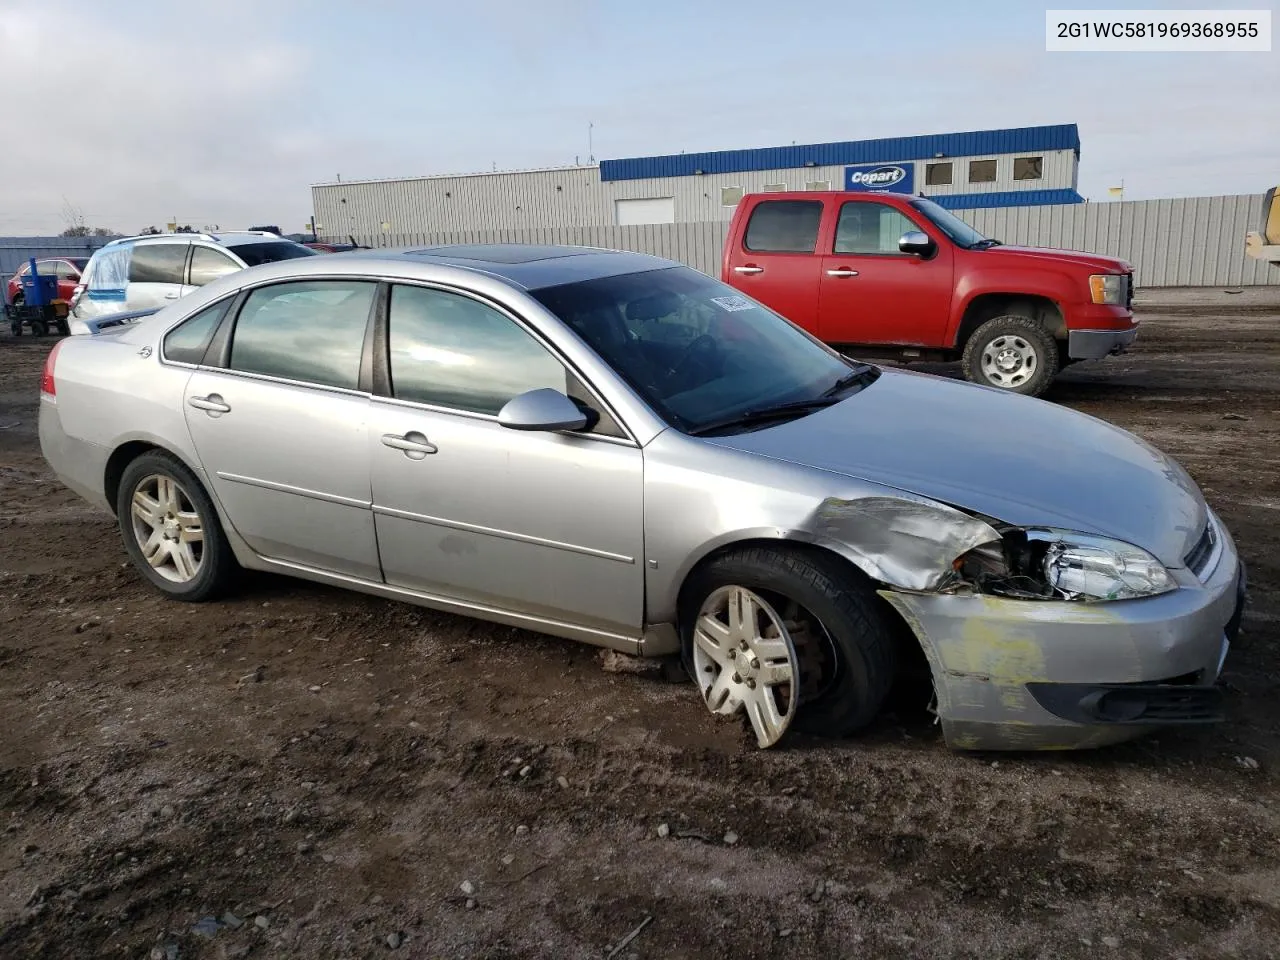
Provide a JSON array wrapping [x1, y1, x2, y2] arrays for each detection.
[[588, 121, 595, 164]]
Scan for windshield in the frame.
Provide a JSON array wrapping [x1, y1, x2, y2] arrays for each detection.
[[910, 198, 989, 248], [227, 240, 321, 266], [531, 266, 869, 434]]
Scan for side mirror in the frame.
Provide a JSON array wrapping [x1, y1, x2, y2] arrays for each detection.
[[898, 231, 936, 257], [497, 388, 589, 432]]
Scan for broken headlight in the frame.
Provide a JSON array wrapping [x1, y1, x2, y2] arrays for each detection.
[[955, 529, 1177, 602]]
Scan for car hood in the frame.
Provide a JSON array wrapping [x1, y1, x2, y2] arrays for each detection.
[[706, 369, 1205, 567], [981, 245, 1132, 274]]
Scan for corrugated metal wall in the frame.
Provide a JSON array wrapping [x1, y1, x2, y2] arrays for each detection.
[[0, 236, 117, 277], [961, 195, 1273, 287], [332, 194, 1276, 288]]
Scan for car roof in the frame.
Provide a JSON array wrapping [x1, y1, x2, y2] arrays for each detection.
[[105, 231, 293, 248], [321, 244, 681, 291]]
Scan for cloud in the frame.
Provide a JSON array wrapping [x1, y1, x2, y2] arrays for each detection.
[[0, 0, 315, 234]]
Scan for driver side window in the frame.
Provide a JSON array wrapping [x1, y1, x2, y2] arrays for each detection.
[[834, 202, 920, 255]]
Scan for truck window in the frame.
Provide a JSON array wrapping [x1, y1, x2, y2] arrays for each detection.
[[833, 202, 919, 255], [743, 200, 823, 253]]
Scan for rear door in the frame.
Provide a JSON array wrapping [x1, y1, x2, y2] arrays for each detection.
[[817, 199, 954, 346], [181, 278, 382, 580], [723, 197, 826, 330], [127, 241, 191, 311]]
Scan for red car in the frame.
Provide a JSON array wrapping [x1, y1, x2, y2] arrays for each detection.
[[6, 257, 89, 306], [722, 192, 1137, 397]]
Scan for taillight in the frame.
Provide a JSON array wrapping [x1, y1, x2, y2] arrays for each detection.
[[69, 283, 86, 309], [41, 341, 63, 398]]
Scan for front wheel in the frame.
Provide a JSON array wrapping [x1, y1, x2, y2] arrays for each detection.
[[961, 315, 1058, 397], [683, 546, 898, 746], [116, 451, 237, 601]]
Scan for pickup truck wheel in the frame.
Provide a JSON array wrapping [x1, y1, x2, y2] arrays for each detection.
[[116, 451, 237, 602], [683, 547, 897, 745], [961, 315, 1058, 396]]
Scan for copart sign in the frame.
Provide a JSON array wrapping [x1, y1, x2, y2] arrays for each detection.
[[844, 163, 915, 194]]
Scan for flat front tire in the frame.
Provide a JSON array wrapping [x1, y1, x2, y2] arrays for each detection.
[[115, 451, 236, 602], [683, 546, 898, 742]]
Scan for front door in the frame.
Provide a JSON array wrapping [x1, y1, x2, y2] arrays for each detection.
[[724, 198, 826, 330], [182, 278, 382, 580], [369, 283, 644, 637], [817, 200, 954, 346]]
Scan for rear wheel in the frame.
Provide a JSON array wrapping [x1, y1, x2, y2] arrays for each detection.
[[683, 546, 897, 745], [29, 319, 48, 337], [116, 451, 237, 601], [961, 315, 1058, 396]]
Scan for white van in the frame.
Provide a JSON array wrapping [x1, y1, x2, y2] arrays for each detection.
[[69, 232, 321, 334]]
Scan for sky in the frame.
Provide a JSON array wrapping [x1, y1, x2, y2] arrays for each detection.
[[0, 0, 1276, 235]]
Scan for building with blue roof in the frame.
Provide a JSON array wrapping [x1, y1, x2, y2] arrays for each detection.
[[312, 124, 1085, 236]]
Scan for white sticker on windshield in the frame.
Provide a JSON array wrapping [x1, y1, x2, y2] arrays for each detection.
[[709, 295, 755, 313]]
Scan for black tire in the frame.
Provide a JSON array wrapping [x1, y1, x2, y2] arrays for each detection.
[[55, 317, 70, 336], [961, 314, 1058, 397], [682, 546, 897, 738], [9, 321, 20, 337], [115, 450, 237, 602], [29, 319, 48, 337]]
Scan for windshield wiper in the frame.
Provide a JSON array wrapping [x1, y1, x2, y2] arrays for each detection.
[[820, 362, 878, 398], [686, 397, 842, 437], [970, 238, 1003, 249]]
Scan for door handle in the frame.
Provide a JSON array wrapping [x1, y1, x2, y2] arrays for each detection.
[[733, 265, 764, 275], [188, 394, 231, 414], [164, 292, 180, 299], [382, 431, 438, 459], [826, 269, 860, 278]]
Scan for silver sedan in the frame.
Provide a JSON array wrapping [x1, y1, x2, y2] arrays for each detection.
[[39, 244, 1247, 750]]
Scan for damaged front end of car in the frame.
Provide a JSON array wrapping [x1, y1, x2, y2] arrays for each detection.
[[810, 496, 1245, 751]]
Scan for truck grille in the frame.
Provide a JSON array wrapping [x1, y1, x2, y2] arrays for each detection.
[[1184, 518, 1217, 579]]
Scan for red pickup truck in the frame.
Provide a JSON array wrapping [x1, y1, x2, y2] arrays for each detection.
[[722, 192, 1137, 396]]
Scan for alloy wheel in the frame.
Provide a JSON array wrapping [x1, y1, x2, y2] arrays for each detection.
[[691, 585, 800, 748], [129, 474, 205, 583]]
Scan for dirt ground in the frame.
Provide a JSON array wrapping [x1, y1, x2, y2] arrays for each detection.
[[1, 288, 1278, 960]]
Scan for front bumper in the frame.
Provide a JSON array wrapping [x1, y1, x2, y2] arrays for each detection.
[[881, 523, 1245, 751], [1068, 325, 1139, 360]]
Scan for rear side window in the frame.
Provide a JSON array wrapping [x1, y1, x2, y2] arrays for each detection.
[[189, 246, 241, 286], [744, 200, 823, 253], [130, 243, 188, 284], [163, 299, 231, 365], [226, 241, 320, 267], [54, 261, 81, 279], [229, 280, 375, 389], [388, 285, 567, 415]]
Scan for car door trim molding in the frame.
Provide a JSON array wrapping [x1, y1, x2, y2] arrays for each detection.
[[216, 471, 372, 510], [372, 503, 636, 564]]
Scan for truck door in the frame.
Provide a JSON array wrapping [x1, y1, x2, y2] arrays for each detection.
[[817, 199, 954, 346], [723, 197, 825, 331]]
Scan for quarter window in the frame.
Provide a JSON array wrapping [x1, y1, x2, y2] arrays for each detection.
[[229, 280, 375, 389], [834, 203, 919, 255], [925, 162, 953, 185], [968, 159, 998, 183], [388, 285, 567, 416], [54, 261, 80, 279], [129, 243, 188, 284], [743, 200, 823, 253], [1014, 156, 1043, 180], [189, 246, 241, 286], [163, 299, 231, 365]]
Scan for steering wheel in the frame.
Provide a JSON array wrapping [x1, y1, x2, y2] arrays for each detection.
[[663, 334, 720, 392]]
